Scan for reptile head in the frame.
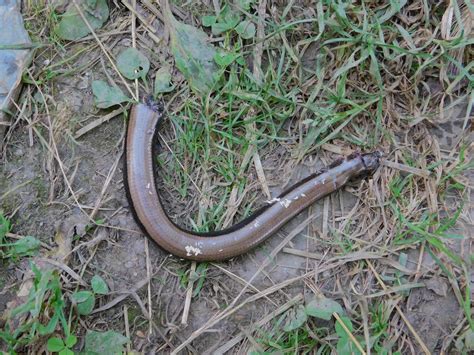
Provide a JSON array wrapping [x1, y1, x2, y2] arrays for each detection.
[[360, 151, 382, 172]]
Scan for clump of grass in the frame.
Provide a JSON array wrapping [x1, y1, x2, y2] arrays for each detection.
[[156, 0, 473, 234], [0, 263, 70, 353]]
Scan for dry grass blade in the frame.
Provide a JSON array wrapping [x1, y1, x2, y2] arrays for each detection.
[[91, 276, 152, 314], [383, 160, 431, 178], [171, 272, 312, 355], [181, 261, 196, 325], [74, 106, 128, 139], [441, 0, 473, 80], [333, 312, 366, 355], [173, 214, 316, 353], [214, 294, 304, 354], [366, 260, 432, 355]]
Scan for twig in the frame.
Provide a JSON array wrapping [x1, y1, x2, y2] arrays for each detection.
[[333, 312, 366, 355], [145, 239, 153, 334], [131, 0, 139, 101], [0, 179, 33, 200], [121, 0, 163, 45], [252, 0, 267, 84], [124, 305, 131, 353], [91, 276, 152, 314], [383, 160, 430, 178], [322, 196, 329, 238], [89, 150, 123, 220], [74, 106, 127, 139], [210, 263, 277, 305], [282, 247, 324, 259], [250, 0, 271, 199], [181, 261, 196, 325]]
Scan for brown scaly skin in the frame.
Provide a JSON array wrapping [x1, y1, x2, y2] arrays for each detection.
[[125, 101, 381, 261]]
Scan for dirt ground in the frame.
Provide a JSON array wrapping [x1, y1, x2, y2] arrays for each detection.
[[1, 1, 473, 354]]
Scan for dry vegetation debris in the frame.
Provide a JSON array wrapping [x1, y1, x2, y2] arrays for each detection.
[[0, 0, 473, 354]]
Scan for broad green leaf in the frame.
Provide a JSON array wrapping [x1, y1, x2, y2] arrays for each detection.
[[47, 337, 65, 352], [202, 15, 216, 27], [116, 48, 150, 80], [0, 213, 10, 240], [305, 296, 343, 320], [91, 80, 131, 108], [398, 252, 408, 267], [77, 297, 95, 315], [214, 51, 240, 67], [283, 306, 308, 332], [222, 8, 240, 28], [235, 20, 256, 39], [466, 329, 474, 349], [336, 336, 362, 355], [212, 21, 235, 35], [59, 349, 74, 355], [9, 236, 40, 256], [71, 290, 93, 303], [154, 66, 175, 96], [456, 329, 474, 351], [211, 8, 240, 35], [65, 334, 77, 348], [335, 316, 353, 337], [1, 235, 40, 258], [238, 0, 253, 10], [84, 330, 129, 355], [91, 275, 109, 295], [71, 290, 95, 315], [55, 0, 109, 40], [165, 7, 219, 95]]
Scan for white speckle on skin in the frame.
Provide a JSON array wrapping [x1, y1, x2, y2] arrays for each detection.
[[146, 182, 153, 195], [185, 245, 202, 257], [254, 219, 261, 228], [267, 197, 292, 208], [279, 199, 292, 208], [293, 192, 307, 200], [218, 249, 224, 252], [293, 192, 306, 200], [266, 197, 281, 204]]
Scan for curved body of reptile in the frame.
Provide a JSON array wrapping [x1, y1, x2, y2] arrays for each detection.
[[125, 100, 381, 261]]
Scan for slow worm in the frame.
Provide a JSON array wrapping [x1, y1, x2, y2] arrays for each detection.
[[125, 100, 381, 261]]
